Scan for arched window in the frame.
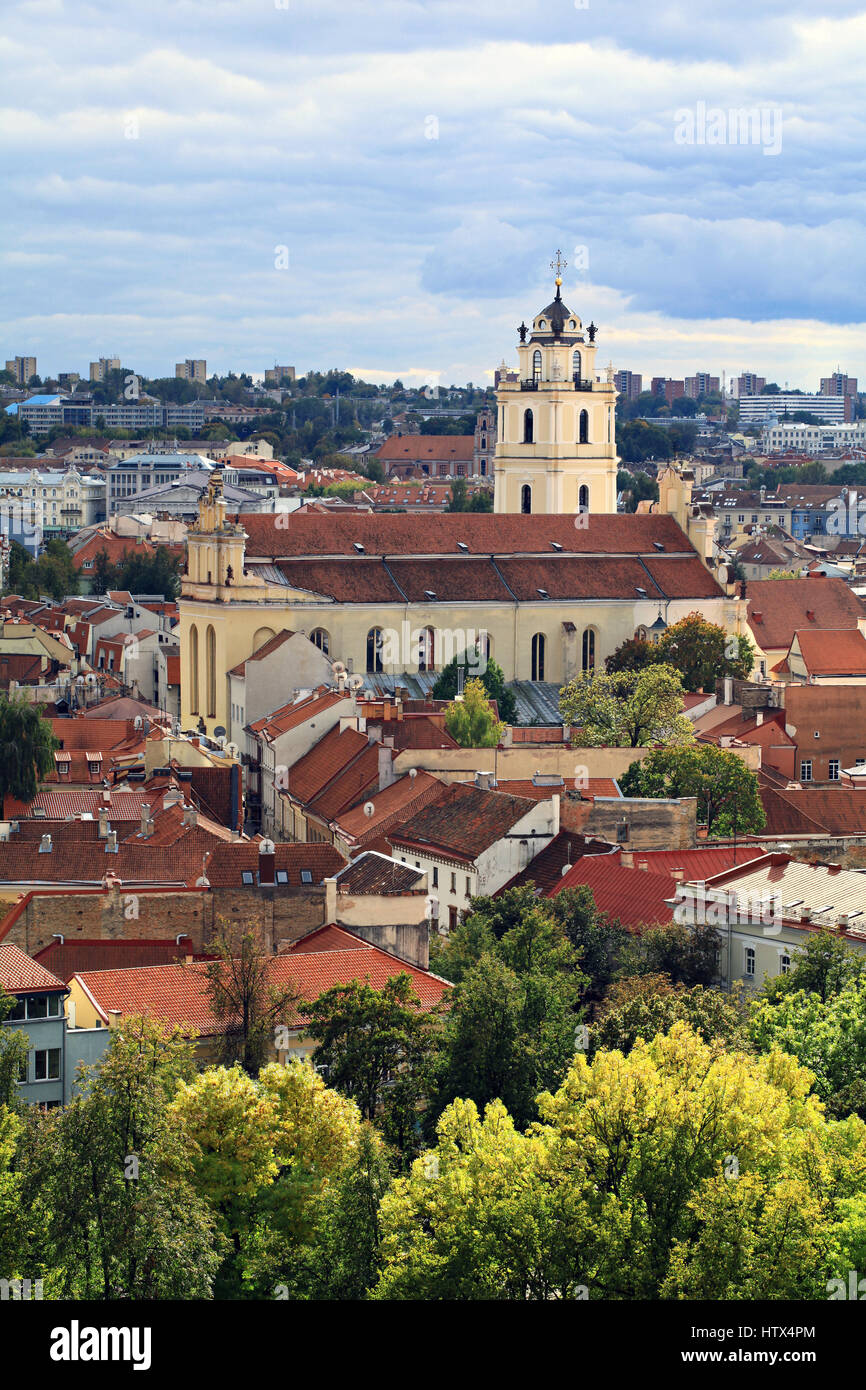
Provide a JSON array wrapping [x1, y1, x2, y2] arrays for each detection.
[[582, 628, 596, 672], [310, 628, 330, 655], [206, 624, 216, 719], [367, 627, 384, 673], [521, 484, 532, 515], [523, 409, 534, 444], [579, 409, 589, 444], [189, 623, 199, 714], [477, 632, 492, 666], [572, 350, 582, 383], [481, 434, 486, 448], [417, 626, 435, 672], [531, 633, 546, 682], [578, 484, 589, 512], [532, 350, 542, 384]]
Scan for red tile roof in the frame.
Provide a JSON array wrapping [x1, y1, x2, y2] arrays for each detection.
[[374, 436, 475, 463], [34, 938, 194, 982], [388, 781, 540, 862], [336, 771, 448, 847], [203, 842, 346, 887], [760, 788, 866, 837], [551, 856, 676, 928], [285, 724, 369, 805], [240, 511, 701, 561], [746, 577, 866, 649], [791, 628, 866, 676], [247, 688, 344, 740], [501, 832, 616, 895], [0, 942, 67, 994], [74, 930, 450, 1031]]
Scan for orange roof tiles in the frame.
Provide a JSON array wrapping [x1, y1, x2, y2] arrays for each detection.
[[0, 942, 67, 993], [746, 578, 866, 649], [388, 781, 540, 862]]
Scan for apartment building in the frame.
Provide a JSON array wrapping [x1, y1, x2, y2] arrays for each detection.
[[738, 393, 852, 426], [175, 359, 207, 383], [5, 356, 37, 385], [264, 365, 296, 385], [613, 370, 643, 401], [89, 357, 121, 382], [684, 372, 720, 399], [735, 372, 766, 397], [821, 371, 858, 398]]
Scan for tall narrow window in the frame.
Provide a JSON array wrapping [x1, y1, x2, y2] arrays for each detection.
[[531, 633, 546, 681], [523, 409, 534, 444], [206, 624, 216, 718], [579, 409, 589, 444], [582, 628, 596, 672], [189, 624, 199, 713], [572, 349, 581, 383], [521, 484, 532, 515], [418, 626, 435, 672], [578, 484, 589, 512], [367, 627, 384, 673], [532, 349, 542, 383], [310, 628, 330, 655]]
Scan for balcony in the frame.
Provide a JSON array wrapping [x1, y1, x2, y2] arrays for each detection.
[[520, 380, 539, 391]]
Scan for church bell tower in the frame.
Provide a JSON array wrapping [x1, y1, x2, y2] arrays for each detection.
[[493, 251, 618, 516]]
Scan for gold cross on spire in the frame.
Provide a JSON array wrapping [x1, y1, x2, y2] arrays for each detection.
[[550, 249, 567, 286]]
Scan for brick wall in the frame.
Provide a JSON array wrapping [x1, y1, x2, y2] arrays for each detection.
[[579, 797, 697, 850], [3, 888, 210, 958]]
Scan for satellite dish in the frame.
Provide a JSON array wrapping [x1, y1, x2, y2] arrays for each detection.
[[717, 563, 729, 585], [213, 725, 226, 739], [134, 715, 143, 729], [225, 741, 239, 758], [259, 838, 275, 854], [363, 801, 375, 818], [408, 768, 417, 780], [331, 660, 347, 677]]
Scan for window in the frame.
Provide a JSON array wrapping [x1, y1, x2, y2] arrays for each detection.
[[572, 350, 581, 383], [829, 760, 840, 780], [241, 871, 254, 885], [275, 870, 288, 884], [780, 953, 791, 975], [366, 627, 384, 673], [582, 628, 596, 672], [578, 483, 589, 512], [531, 632, 546, 681], [431, 865, 438, 888], [532, 349, 542, 383], [523, 409, 534, 445], [417, 626, 436, 672], [465, 876, 471, 898], [34, 1049, 61, 1082], [310, 628, 330, 655], [450, 871, 456, 894], [190, 624, 199, 714], [448, 905, 458, 933], [579, 409, 589, 444], [300, 870, 313, 884], [521, 483, 532, 514], [57, 762, 69, 776], [800, 760, 813, 782], [744, 947, 755, 978]]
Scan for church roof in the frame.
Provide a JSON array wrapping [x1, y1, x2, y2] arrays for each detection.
[[538, 290, 571, 336]]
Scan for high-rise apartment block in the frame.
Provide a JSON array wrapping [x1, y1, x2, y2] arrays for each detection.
[[613, 370, 643, 400], [735, 372, 766, 397], [89, 357, 122, 381], [651, 378, 685, 406], [176, 359, 207, 383], [684, 372, 720, 399], [264, 365, 296, 386], [820, 371, 858, 398], [5, 356, 37, 385]]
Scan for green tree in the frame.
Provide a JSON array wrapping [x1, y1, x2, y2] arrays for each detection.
[[618, 744, 766, 836], [559, 665, 695, 748], [0, 986, 29, 1111], [593, 975, 744, 1054], [301, 974, 439, 1159], [654, 613, 755, 692], [443, 676, 506, 747], [433, 650, 516, 723], [604, 635, 656, 674], [748, 972, 866, 1119], [0, 696, 58, 810], [201, 918, 300, 1076], [23, 1016, 220, 1299]]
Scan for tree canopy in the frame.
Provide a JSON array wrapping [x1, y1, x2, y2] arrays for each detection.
[[618, 744, 766, 836], [559, 665, 695, 748]]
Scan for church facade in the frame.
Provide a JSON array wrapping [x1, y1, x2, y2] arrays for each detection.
[[178, 272, 746, 737]]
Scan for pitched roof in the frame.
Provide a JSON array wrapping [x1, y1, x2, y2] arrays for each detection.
[[34, 938, 193, 982], [336, 770, 448, 847], [333, 851, 426, 894], [74, 932, 449, 1030], [240, 511, 703, 561], [745, 577, 866, 649], [551, 856, 676, 928], [203, 841, 345, 887], [388, 781, 540, 862], [227, 628, 296, 676], [760, 787, 866, 837], [285, 724, 369, 805], [374, 435, 475, 462], [247, 688, 343, 740], [791, 628, 866, 677], [500, 831, 616, 895], [0, 942, 67, 994]]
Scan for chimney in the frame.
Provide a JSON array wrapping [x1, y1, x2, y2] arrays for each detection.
[[182, 805, 198, 828], [756, 710, 764, 726], [39, 833, 52, 854], [378, 743, 396, 792], [672, 868, 684, 881], [638, 859, 649, 872], [620, 850, 634, 868], [140, 805, 153, 837], [259, 839, 275, 885], [97, 807, 110, 839], [105, 830, 118, 853], [475, 770, 492, 791], [723, 676, 733, 705], [324, 875, 337, 924]]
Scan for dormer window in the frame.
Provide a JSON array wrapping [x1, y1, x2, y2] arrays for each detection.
[[538, 319, 546, 330]]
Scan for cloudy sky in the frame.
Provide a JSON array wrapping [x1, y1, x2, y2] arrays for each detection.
[[1, 0, 864, 389]]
